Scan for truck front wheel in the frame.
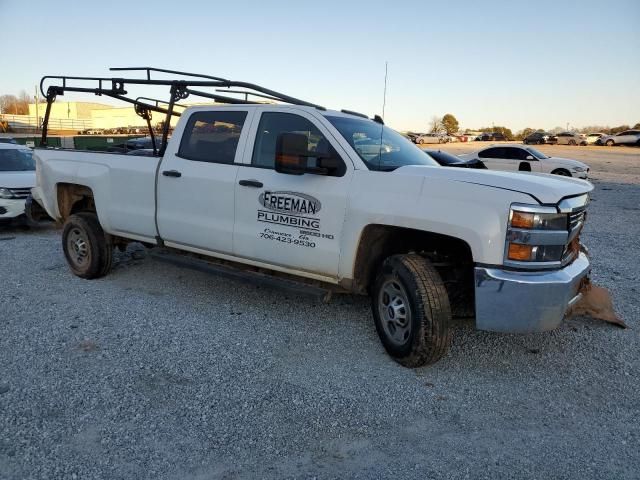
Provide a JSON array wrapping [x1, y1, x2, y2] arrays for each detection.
[[62, 212, 113, 279], [372, 254, 452, 367]]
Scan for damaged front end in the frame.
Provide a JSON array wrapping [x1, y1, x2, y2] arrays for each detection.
[[474, 193, 603, 333]]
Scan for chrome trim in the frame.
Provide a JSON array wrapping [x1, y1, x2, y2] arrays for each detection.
[[510, 203, 558, 214], [507, 228, 568, 246], [475, 252, 590, 333], [558, 194, 589, 213], [502, 258, 562, 270]]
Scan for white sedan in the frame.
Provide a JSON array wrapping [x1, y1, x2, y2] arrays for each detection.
[[0, 143, 36, 224], [458, 145, 590, 178]]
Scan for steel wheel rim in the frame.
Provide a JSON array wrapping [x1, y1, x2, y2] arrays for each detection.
[[378, 279, 412, 346], [67, 227, 91, 268]]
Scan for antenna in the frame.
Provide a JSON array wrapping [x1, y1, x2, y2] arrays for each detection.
[[382, 61, 388, 120]]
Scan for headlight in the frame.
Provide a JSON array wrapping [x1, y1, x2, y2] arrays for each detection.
[[571, 166, 587, 172], [505, 204, 571, 267], [509, 209, 567, 230], [0, 188, 16, 199]]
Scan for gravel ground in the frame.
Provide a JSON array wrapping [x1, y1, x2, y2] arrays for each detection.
[[1, 157, 639, 479]]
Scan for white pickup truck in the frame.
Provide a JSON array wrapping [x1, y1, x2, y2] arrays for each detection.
[[32, 70, 593, 367]]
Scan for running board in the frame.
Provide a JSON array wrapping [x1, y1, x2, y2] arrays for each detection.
[[149, 250, 333, 303]]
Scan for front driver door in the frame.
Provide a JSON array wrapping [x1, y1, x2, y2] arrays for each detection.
[[478, 147, 511, 172], [509, 147, 541, 173], [233, 110, 352, 279]]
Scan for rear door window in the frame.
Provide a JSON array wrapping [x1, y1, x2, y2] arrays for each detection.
[[479, 147, 504, 158], [178, 111, 248, 164]]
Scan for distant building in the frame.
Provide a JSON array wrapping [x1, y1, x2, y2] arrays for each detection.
[[27, 101, 193, 131]]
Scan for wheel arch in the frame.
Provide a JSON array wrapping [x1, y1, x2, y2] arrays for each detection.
[[56, 183, 97, 221], [350, 224, 474, 294], [550, 168, 572, 177]]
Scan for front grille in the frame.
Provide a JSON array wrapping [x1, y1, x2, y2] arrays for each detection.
[[8, 188, 31, 199], [569, 208, 586, 231], [563, 207, 587, 265]]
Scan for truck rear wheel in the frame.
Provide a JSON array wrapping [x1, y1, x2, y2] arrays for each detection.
[[62, 212, 113, 279], [372, 254, 451, 367]]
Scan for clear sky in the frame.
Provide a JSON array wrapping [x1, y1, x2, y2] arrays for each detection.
[[1, 0, 638, 132]]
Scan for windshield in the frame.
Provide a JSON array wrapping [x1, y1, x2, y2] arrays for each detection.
[[326, 116, 438, 171], [525, 147, 549, 160], [0, 148, 35, 171]]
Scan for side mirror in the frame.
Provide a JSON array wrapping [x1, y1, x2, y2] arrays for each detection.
[[275, 132, 341, 176], [275, 133, 308, 175], [526, 155, 534, 161]]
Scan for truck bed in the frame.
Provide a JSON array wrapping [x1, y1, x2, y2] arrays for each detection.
[[33, 148, 160, 242]]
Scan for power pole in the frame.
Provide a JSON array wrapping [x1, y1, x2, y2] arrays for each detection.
[[382, 61, 388, 121], [34, 86, 40, 132]]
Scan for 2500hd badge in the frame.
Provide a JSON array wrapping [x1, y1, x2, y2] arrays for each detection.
[[257, 191, 333, 247]]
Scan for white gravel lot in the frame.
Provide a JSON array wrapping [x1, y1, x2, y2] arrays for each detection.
[[0, 146, 639, 479]]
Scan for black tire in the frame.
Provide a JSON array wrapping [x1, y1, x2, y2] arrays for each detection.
[[62, 212, 113, 279], [568, 139, 576, 146], [551, 168, 571, 177], [371, 254, 451, 367], [523, 140, 528, 145], [606, 139, 615, 147]]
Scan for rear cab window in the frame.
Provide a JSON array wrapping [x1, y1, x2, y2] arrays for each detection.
[[178, 110, 248, 164]]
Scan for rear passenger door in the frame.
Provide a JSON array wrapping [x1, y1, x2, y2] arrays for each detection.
[[156, 108, 254, 254], [232, 110, 353, 278]]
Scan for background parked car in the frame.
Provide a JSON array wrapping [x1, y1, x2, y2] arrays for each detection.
[[555, 131, 587, 146], [586, 132, 606, 145], [0, 143, 36, 225], [403, 132, 420, 143], [458, 144, 590, 178], [477, 132, 508, 141], [415, 133, 448, 144], [599, 130, 640, 146], [523, 132, 553, 145], [424, 149, 486, 169], [107, 136, 164, 153]]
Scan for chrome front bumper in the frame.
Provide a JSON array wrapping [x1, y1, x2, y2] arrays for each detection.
[[474, 252, 590, 333], [0, 198, 27, 219]]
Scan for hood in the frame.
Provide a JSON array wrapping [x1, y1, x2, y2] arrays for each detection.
[[547, 157, 589, 168], [394, 165, 593, 204], [0, 171, 36, 189]]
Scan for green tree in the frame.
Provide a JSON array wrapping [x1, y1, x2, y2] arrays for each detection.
[[610, 125, 630, 134], [441, 113, 459, 135], [479, 125, 514, 140], [516, 127, 536, 140], [633, 123, 640, 129]]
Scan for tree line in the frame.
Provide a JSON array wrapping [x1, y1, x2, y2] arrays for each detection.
[[0, 91, 35, 115], [428, 113, 639, 140]]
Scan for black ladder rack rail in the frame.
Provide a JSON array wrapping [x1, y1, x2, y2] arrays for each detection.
[[39, 66, 325, 155]]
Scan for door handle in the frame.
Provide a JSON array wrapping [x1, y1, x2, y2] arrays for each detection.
[[238, 179, 263, 188], [162, 170, 182, 178]]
